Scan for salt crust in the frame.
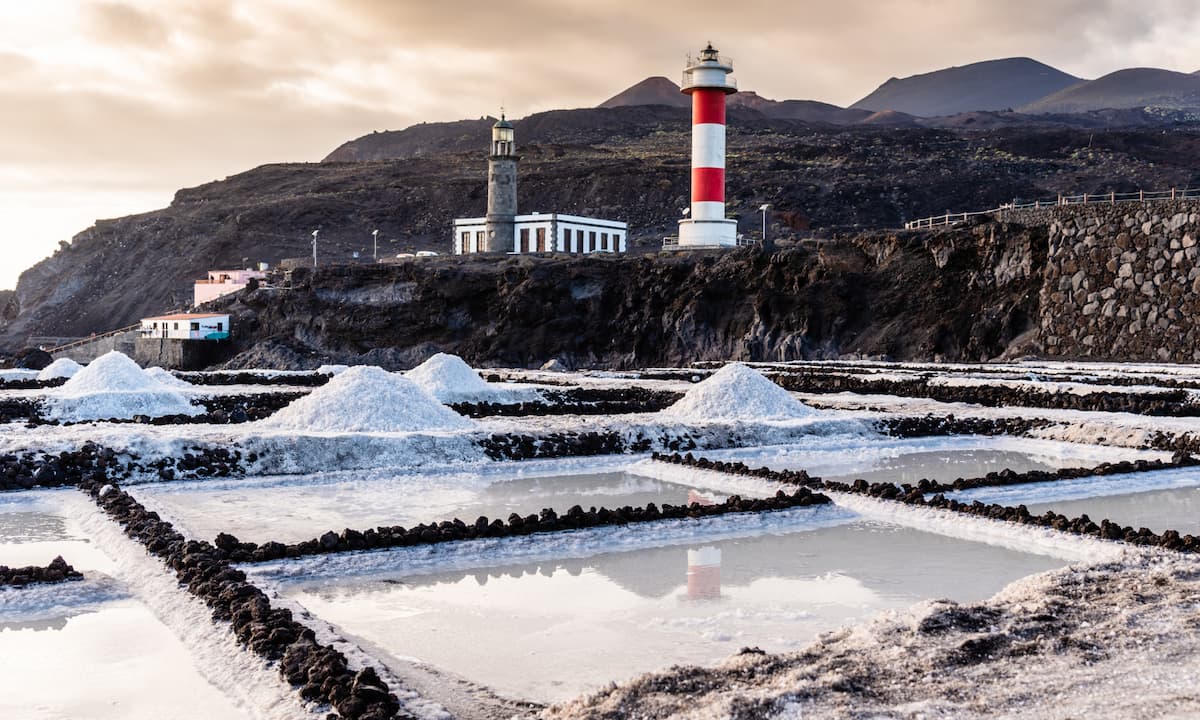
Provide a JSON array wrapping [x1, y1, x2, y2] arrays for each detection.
[[662, 363, 817, 421], [37, 357, 83, 380], [261, 365, 477, 433], [143, 366, 192, 388], [405, 353, 541, 404], [43, 351, 201, 422]]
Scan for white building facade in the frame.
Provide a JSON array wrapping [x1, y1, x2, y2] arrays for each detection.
[[140, 313, 231, 341], [193, 268, 268, 306], [453, 213, 627, 255]]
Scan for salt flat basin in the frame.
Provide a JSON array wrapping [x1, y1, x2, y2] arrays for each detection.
[[278, 518, 1064, 704], [0, 490, 115, 572], [1025, 486, 1200, 535], [0, 599, 248, 720], [947, 466, 1200, 535], [696, 435, 1159, 485], [132, 459, 734, 545]]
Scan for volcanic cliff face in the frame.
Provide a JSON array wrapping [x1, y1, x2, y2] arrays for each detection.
[[4, 104, 1200, 351], [210, 221, 1046, 369]]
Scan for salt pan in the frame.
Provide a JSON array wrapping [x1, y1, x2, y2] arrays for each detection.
[[262, 365, 476, 433], [662, 363, 816, 422], [37, 358, 83, 380], [43, 352, 201, 422]]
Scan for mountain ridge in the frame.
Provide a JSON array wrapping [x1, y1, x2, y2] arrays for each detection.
[[851, 57, 1083, 116], [1021, 68, 1200, 114]]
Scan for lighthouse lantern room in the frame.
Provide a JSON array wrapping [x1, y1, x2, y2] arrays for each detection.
[[678, 43, 739, 248]]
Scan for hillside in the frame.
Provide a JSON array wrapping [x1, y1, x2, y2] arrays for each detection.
[[210, 225, 1045, 369], [852, 58, 1082, 116], [599, 76, 688, 108], [599, 76, 873, 125], [1022, 68, 1200, 114], [5, 107, 1200, 351]]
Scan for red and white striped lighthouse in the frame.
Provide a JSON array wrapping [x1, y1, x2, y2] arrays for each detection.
[[679, 43, 738, 248]]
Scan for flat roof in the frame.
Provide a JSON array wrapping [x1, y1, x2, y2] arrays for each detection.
[[142, 313, 229, 321]]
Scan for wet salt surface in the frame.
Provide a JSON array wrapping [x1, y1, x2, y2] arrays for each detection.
[[1, 491, 114, 573], [1025, 486, 1200, 535], [0, 599, 249, 720], [133, 464, 729, 545], [279, 519, 1064, 704], [698, 436, 1149, 485]]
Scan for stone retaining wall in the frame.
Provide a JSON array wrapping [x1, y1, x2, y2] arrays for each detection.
[[1038, 200, 1200, 362]]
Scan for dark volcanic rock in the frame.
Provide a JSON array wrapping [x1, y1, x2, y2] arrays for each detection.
[[215, 225, 1046, 369]]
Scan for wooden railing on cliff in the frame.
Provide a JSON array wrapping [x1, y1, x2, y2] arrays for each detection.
[[905, 187, 1200, 230]]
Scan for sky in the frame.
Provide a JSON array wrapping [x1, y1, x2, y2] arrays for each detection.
[[2, 0, 1200, 290]]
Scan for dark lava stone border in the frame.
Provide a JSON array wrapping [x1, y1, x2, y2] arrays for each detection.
[[4, 392, 304, 427], [214, 488, 831, 564], [0, 443, 245, 491], [877, 415, 1054, 438], [453, 387, 682, 418], [78, 477, 411, 720], [0, 377, 66, 391], [479, 430, 701, 461], [175, 371, 331, 387], [0, 556, 83, 587], [654, 452, 1200, 553], [770, 371, 1199, 417]]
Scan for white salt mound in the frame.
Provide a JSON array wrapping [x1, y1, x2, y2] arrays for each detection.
[[43, 351, 201, 421], [144, 366, 192, 388], [662, 363, 817, 421], [263, 365, 477, 433], [37, 358, 83, 380], [404, 353, 494, 403], [317, 364, 349, 375]]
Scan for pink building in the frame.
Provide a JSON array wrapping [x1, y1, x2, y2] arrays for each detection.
[[193, 268, 267, 306]]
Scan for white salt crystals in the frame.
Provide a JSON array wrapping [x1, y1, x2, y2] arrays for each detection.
[[662, 363, 816, 421], [42, 351, 201, 422], [262, 365, 476, 433], [37, 357, 83, 381]]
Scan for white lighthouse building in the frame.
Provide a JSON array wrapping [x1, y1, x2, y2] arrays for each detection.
[[453, 115, 628, 255], [677, 43, 739, 248]]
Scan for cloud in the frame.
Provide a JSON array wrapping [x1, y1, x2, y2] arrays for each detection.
[[2, 0, 1200, 290], [86, 1, 171, 48]]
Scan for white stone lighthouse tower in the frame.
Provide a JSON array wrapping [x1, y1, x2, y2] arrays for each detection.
[[485, 114, 519, 253], [678, 43, 738, 248]]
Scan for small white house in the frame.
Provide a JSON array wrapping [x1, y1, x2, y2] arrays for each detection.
[[140, 313, 231, 341], [452, 213, 627, 255], [193, 267, 268, 306]]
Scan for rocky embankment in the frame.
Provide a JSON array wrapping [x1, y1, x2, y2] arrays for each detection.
[[4, 115, 1200, 350], [213, 222, 1045, 368]]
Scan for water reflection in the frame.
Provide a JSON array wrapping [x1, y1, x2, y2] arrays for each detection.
[[685, 547, 721, 601], [1028, 486, 1200, 535], [287, 520, 1063, 703], [136, 470, 722, 545]]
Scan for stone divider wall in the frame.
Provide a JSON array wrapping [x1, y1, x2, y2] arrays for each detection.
[[1037, 200, 1200, 362]]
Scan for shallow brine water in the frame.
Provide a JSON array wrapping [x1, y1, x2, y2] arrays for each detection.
[[0, 490, 114, 573], [0, 493, 247, 720], [1026, 486, 1200, 535], [0, 599, 249, 720], [699, 436, 1152, 486], [132, 463, 729, 545], [278, 518, 1064, 703]]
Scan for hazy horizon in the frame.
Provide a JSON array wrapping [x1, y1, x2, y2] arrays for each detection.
[[3, 0, 1200, 290]]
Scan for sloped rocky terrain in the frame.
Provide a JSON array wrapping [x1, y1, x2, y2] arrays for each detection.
[[4, 104, 1200, 356], [207, 222, 1045, 369]]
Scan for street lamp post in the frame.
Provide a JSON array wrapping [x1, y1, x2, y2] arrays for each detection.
[[759, 204, 771, 242], [372, 229, 379, 263], [311, 230, 319, 268]]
